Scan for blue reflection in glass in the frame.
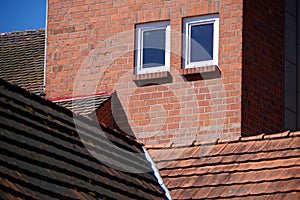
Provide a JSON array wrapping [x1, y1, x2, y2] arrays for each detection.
[[142, 29, 166, 68], [190, 23, 213, 62]]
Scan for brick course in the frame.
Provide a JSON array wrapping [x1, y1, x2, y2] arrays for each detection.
[[242, 0, 284, 135], [47, 0, 245, 145]]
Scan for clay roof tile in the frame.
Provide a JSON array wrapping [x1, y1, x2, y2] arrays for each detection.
[[148, 130, 300, 199]]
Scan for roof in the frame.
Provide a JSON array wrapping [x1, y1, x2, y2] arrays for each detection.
[[0, 29, 45, 95], [148, 131, 300, 199], [0, 79, 166, 200], [51, 92, 112, 116]]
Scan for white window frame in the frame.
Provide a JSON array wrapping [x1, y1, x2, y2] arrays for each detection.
[[135, 21, 170, 74], [183, 15, 219, 69]]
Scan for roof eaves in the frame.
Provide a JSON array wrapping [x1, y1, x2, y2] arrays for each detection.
[[147, 130, 299, 150]]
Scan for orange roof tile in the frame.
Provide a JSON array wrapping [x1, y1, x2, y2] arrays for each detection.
[[148, 131, 300, 199]]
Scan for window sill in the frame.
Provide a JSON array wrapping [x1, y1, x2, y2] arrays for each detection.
[[181, 65, 220, 81], [181, 65, 217, 75], [133, 71, 172, 87]]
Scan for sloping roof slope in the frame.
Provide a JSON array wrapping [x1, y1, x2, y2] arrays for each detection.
[[148, 132, 300, 199], [53, 93, 112, 116], [0, 29, 45, 95], [0, 79, 165, 200]]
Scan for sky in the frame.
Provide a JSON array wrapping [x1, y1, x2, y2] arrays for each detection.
[[0, 0, 46, 33]]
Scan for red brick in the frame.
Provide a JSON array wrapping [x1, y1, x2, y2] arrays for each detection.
[[46, 0, 278, 146], [168, 123, 179, 130], [242, 0, 283, 135]]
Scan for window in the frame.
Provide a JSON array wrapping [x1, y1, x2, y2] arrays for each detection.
[[183, 15, 219, 69], [135, 21, 170, 74]]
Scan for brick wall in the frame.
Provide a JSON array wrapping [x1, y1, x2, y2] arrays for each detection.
[[242, 0, 284, 136], [47, 0, 243, 145], [94, 98, 113, 128]]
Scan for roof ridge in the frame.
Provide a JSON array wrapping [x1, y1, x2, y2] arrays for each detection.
[[146, 130, 300, 149], [0, 29, 45, 36], [0, 79, 141, 148], [0, 78, 72, 116]]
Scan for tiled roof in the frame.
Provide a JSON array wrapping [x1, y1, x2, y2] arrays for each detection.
[[52, 93, 112, 116], [148, 131, 300, 199], [0, 79, 166, 200], [0, 29, 45, 95]]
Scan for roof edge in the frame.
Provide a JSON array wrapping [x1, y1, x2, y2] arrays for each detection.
[[0, 78, 143, 150], [146, 130, 300, 149], [49, 91, 114, 102], [0, 28, 45, 35]]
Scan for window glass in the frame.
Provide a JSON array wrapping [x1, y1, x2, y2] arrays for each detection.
[[142, 29, 166, 68], [182, 15, 219, 69], [190, 23, 214, 62], [135, 21, 170, 74]]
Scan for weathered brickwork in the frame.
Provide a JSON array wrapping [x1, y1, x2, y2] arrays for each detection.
[[47, 0, 244, 145], [242, 0, 284, 135], [94, 98, 114, 128]]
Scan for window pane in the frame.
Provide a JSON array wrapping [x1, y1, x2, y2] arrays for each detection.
[[190, 23, 214, 62], [143, 29, 166, 68]]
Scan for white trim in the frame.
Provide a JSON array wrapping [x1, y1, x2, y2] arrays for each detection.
[[135, 21, 170, 74], [142, 147, 172, 200], [183, 15, 219, 69], [43, 0, 48, 89]]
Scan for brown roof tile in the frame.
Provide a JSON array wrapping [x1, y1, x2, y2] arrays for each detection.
[[289, 131, 300, 137], [148, 131, 300, 199], [0, 79, 166, 199], [0, 29, 45, 95]]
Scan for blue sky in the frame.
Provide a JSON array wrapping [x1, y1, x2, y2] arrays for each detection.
[[0, 0, 46, 33]]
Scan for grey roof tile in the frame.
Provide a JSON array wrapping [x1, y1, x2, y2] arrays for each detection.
[[0, 79, 165, 199], [54, 93, 112, 116]]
